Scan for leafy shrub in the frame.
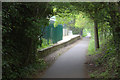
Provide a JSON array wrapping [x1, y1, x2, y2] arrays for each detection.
[[2, 2, 53, 79], [89, 38, 120, 78], [38, 38, 53, 50], [2, 59, 47, 79]]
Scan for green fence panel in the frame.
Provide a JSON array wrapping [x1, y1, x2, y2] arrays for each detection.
[[43, 23, 63, 44]]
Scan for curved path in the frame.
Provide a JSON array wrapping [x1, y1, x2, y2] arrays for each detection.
[[42, 38, 90, 78]]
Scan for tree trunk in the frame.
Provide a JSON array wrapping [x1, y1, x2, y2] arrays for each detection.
[[94, 20, 99, 50]]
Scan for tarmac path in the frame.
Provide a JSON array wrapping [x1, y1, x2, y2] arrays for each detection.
[[42, 38, 90, 78]]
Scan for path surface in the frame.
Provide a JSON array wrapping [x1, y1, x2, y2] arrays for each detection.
[[42, 38, 90, 78]]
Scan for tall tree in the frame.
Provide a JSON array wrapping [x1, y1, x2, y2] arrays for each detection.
[[2, 2, 53, 79]]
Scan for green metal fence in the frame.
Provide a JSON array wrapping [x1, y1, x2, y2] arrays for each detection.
[[43, 23, 63, 44]]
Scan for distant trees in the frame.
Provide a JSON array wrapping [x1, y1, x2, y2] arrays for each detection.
[[70, 2, 120, 50], [52, 2, 120, 50]]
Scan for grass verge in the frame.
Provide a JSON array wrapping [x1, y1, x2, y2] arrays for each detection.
[[88, 38, 96, 55]]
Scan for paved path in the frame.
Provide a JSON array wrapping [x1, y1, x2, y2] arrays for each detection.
[[42, 38, 90, 78]]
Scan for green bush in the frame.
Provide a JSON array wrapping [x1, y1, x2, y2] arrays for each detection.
[[89, 38, 120, 78], [2, 59, 47, 79], [82, 28, 89, 37], [2, 2, 53, 79], [38, 38, 53, 50]]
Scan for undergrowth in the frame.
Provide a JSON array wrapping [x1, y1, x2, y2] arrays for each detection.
[[38, 38, 53, 50], [88, 38, 120, 78], [24, 59, 47, 78], [2, 59, 47, 79]]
